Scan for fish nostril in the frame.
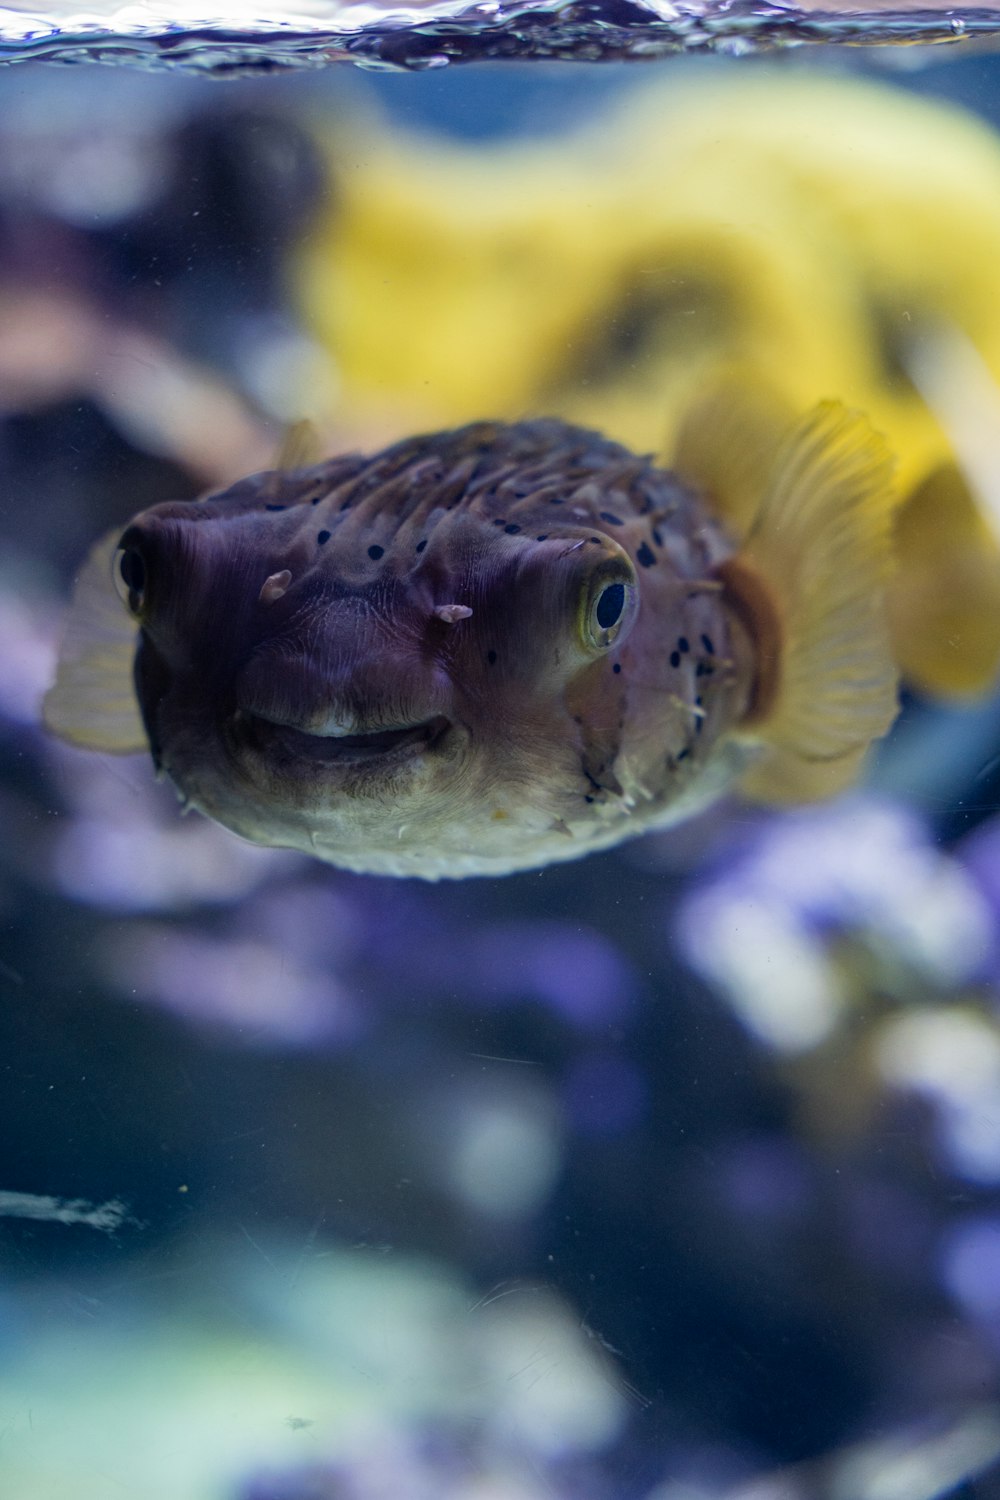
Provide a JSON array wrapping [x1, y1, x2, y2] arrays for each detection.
[[432, 604, 474, 624], [113, 544, 148, 617], [120, 548, 145, 593], [258, 569, 292, 606]]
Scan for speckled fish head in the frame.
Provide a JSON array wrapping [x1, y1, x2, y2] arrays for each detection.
[[114, 421, 750, 877]]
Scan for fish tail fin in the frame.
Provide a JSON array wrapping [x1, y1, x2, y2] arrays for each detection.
[[886, 462, 1000, 699], [42, 530, 147, 752], [721, 401, 899, 803]]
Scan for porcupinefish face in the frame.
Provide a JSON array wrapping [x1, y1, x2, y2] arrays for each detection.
[[115, 420, 743, 876], [49, 421, 754, 878], [50, 405, 897, 878]]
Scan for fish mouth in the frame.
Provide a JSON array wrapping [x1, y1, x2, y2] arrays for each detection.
[[235, 712, 453, 767]]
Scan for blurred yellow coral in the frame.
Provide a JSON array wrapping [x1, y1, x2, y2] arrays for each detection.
[[297, 69, 1000, 695], [298, 71, 1000, 473]]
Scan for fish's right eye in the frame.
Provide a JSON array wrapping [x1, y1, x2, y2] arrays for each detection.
[[113, 545, 148, 618]]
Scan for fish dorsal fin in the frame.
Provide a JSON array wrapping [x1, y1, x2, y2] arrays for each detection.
[[730, 401, 899, 803], [42, 530, 147, 752], [273, 418, 321, 474], [672, 374, 797, 543], [887, 462, 1000, 699]]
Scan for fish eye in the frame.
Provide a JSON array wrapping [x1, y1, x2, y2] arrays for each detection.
[[579, 559, 638, 653], [113, 545, 148, 618], [596, 582, 626, 629]]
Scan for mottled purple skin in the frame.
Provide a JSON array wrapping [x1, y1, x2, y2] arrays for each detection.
[[120, 420, 755, 877]]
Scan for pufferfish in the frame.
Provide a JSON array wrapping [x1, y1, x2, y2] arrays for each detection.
[[44, 403, 896, 879]]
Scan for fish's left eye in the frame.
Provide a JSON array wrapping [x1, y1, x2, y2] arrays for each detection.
[[113, 545, 148, 618], [596, 583, 626, 629], [580, 561, 638, 652]]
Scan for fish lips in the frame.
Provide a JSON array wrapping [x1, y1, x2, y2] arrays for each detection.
[[233, 710, 455, 770]]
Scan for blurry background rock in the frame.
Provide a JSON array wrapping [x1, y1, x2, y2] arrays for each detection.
[[4, 50, 1000, 1500], [0, 71, 333, 581]]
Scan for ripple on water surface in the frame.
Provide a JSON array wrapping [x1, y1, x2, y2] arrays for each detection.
[[0, 0, 997, 73]]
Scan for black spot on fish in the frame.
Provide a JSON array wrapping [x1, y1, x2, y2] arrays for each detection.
[[637, 542, 656, 569], [651, 527, 663, 546], [265, 504, 286, 512], [317, 530, 331, 546], [599, 512, 624, 526], [416, 539, 428, 553], [670, 651, 681, 669], [368, 545, 385, 561], [549, 497, 564, 505], [340, 499, 353, 512], [584, 794, 595, 804], [677, 747, 691, 762], [487, 649, 498, 666], [311, 495, 323, 506], [589, 537, 603, 545], [536, 534, 549, 542], [701, 633, 715, 654], [493, 518, 506, 527], [504, 524, 521, 535], [613, 663, 622, 674], [678, 637, 690, 653]]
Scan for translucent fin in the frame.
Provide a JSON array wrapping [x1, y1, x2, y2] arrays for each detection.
[[42, 530, 146, 752], [731, 402, 899, 803], [741, 742, 870, 807], [672, 374, 797, 542], [273, 418, 321, 473], [888, 463, 1000, 699]]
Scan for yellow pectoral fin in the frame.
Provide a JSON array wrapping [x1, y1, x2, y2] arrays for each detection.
[[888, 462, 1000, 700], [672, 372, 797, 543], [42, 530, 147, 753], [730, 401, 899, 804]]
